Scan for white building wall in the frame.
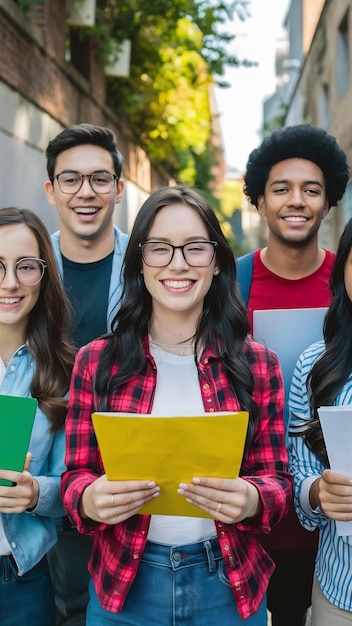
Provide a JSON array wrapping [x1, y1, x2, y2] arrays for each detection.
[[0, 80, 144, 235]]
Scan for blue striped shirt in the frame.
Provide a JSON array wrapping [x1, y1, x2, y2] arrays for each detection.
[[288, 340, 352, 612]]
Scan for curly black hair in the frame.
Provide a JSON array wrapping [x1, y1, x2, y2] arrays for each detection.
[[243, 124, 350, 209]]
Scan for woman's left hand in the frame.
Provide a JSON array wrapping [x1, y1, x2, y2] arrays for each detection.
[[0, 452, 39, 513], [178, 476, 261, 523]]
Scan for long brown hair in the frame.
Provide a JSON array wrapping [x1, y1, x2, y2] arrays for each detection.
[[0, 208, 75, 430]]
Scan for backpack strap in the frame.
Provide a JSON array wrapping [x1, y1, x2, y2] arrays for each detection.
[[236, 251, 255, 305]]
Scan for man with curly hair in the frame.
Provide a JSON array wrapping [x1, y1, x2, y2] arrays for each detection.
[[237, 124, 350, 626]]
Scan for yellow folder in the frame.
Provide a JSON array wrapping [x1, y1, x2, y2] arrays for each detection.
[[92, 411, 249, 517], [0, 395, 37, 486]]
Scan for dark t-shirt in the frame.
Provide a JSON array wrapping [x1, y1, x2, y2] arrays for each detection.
[[62, 252, 114, 348]]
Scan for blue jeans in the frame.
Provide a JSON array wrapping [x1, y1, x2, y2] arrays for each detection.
[[87, 538, 267, 625], [0, 554, 56, 626]]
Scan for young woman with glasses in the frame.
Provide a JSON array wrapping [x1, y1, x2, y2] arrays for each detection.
[[0, 207, 75, 626], [61, 185, 292, 626]]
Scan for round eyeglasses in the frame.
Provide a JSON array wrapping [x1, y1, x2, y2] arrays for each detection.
[[139, 241, 218, 268], [0, 258, 47, 286], [55, 171, 117, 194]]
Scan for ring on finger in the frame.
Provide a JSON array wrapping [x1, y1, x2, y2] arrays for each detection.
[[216, 502, 222, 513], [111, 494, 115, 506]]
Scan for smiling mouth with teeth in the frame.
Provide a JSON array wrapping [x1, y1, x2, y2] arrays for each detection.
[[163, 280, 193, 289], [74, 208, 99, 214], [283, 216, 309, 222], [0, 297, 22, 304]]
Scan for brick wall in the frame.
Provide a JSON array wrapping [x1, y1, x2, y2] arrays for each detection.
[[0, 0, 167, 192]]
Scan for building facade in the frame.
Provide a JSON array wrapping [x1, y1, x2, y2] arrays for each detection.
[[0, 0, 168, 233], [264, 0, 352, 250]]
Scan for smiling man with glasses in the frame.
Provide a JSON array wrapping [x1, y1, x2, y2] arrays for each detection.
[[44, 123, 129, 626], [45, 123, 128, 349]]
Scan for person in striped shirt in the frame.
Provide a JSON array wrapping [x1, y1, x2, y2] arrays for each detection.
[[288, 217, 352, 625], [62, 185, 292, 625]]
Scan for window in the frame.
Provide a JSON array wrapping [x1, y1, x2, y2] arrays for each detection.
[[336, 10, 350, 99], [317, 83, 330, 129]]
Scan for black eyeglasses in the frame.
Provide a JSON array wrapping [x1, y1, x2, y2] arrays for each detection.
[[0, 258, 47, 286], [139, 241, 218, 267], [55, 171, 118, 194]]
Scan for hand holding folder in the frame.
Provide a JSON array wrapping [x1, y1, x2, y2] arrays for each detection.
[[92, 411, 249, 517]]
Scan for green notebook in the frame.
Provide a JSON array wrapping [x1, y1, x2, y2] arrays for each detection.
[[0, 395, 37, 486]]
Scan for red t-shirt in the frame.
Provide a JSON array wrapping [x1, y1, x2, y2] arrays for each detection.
[[247, 248, 336, 333], [248, 248, 336, 551]]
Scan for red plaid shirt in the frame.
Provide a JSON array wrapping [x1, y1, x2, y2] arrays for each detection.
[[61, 336, 292, 620]]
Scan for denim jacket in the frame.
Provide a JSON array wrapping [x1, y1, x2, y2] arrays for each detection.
[[0, 345, 65, 575], [51, 225, 129, 330]]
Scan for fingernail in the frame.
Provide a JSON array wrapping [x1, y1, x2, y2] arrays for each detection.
[[148, 481, 157, 487], [192, 477, 201, 484]]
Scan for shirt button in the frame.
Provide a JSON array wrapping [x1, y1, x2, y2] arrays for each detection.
[[224, 545, 229, 551], [203, 384, 209, 390], [133, 553, 139, 559], [203, 358, 208, 364]]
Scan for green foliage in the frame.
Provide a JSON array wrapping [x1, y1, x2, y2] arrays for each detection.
[[220, 179, 243, 217], [92, 0, 248, 187], [219, 179, 246, 255], [16, 0, 43, 12]]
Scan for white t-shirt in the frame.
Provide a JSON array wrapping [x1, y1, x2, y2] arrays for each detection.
[[147, 346, 216, 545]]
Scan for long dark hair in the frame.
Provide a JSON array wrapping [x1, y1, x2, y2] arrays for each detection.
[[0, 208, 75, 430], [95, 185, 260, 447], [304, 218, 352, 465]]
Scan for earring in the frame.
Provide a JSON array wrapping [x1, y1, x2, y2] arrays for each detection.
[[214, 268, 219, 275]]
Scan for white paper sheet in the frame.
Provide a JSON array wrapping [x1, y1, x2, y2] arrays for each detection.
[[253, 307, 328, 428], [318, 406, 352, 536]]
